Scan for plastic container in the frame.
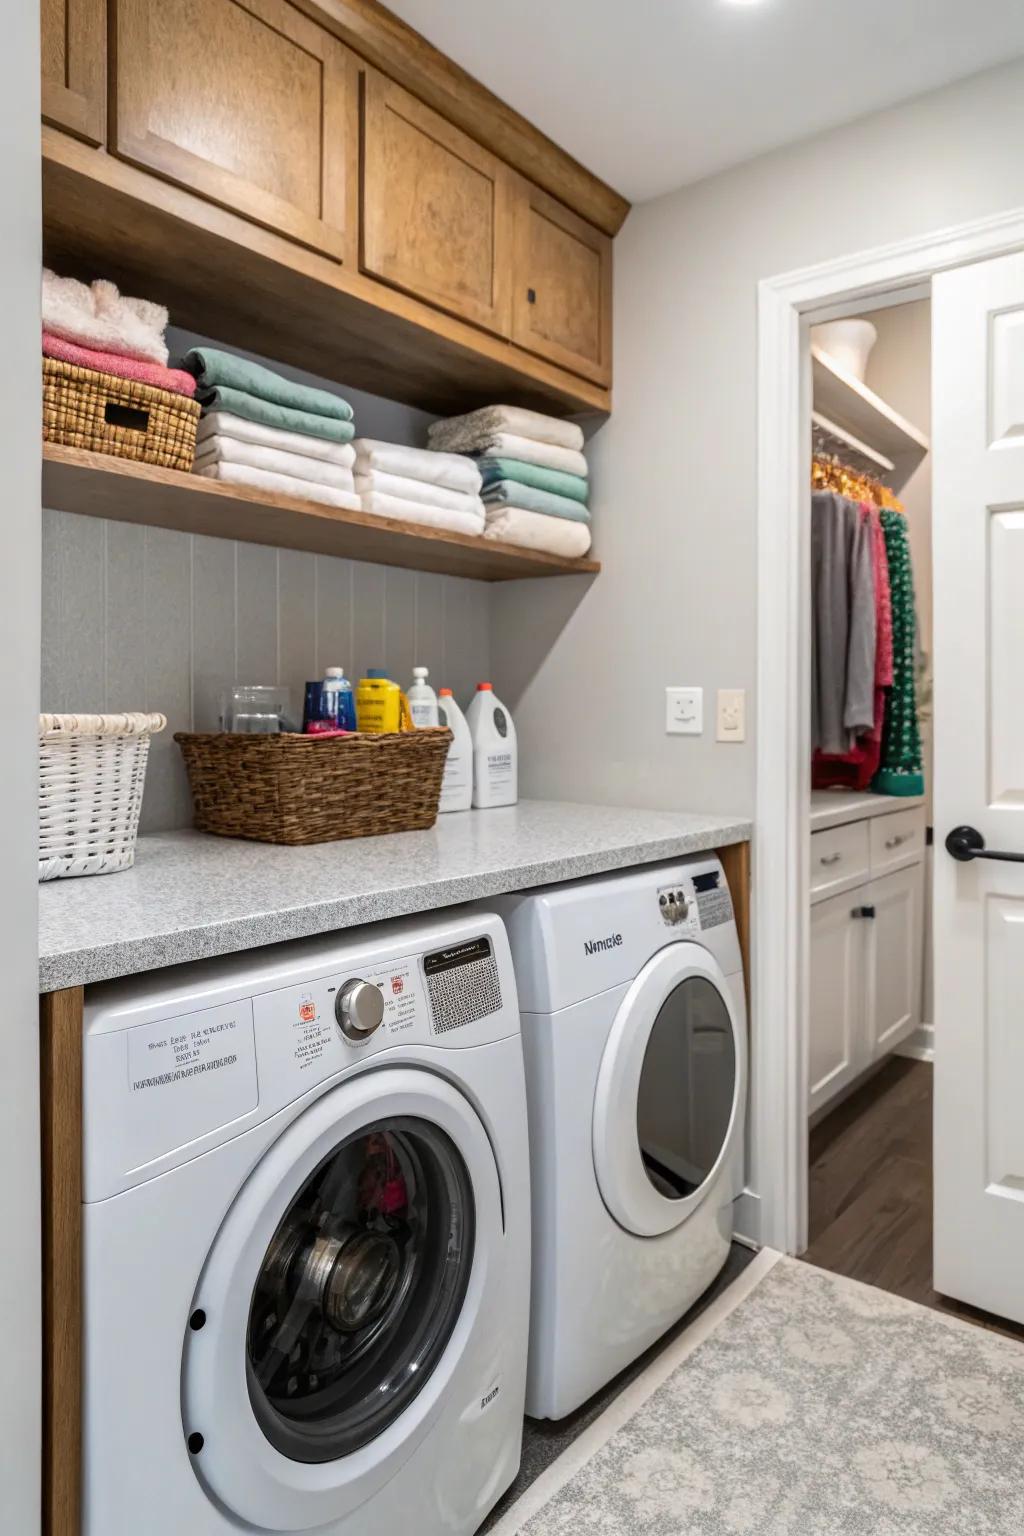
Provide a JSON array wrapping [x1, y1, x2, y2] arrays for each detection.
[[466, 683, 517, 808], [223, 684, 290, 734], [356, 676, 402, 734], [408, 666, 440, 728], [323, 666, 356, 731], [436, 689, 473, 812]]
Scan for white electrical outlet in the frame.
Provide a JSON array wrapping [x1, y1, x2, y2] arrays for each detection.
[[716, 688, 746, 742], [665, 687, 703, 736]]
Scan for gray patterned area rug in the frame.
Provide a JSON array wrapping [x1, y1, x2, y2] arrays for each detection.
[[490, 1251, 1024, 1535]]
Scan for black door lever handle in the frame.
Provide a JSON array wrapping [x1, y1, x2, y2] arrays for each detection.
[[945, 825, 1024, 863]]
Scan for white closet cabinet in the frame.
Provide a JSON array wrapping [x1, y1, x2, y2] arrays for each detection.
[[808, 800, 926, 1117]]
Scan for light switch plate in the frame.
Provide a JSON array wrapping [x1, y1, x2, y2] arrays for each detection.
[[716, 688, 746, 742], [666, 687, 703, 736]]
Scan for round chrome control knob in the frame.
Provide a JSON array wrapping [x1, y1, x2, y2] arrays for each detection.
[[335, 978, 385, 1043]]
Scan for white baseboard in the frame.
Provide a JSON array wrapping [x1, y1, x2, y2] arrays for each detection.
[[896, 1023, 934, 1063], [732, 1188, 761, 1248]]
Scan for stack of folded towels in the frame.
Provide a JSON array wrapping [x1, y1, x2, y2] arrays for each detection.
[[427, 405, 590, 558], [353, 439, 485, 536], [42, 268, 196, 401], [184, 347, 359, 509]]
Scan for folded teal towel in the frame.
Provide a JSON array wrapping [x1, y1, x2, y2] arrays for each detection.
[[185, 346, 354, 422], [482, 480, 591, 523], [477, 456, 588, 505], [195, 385, 355, 444]]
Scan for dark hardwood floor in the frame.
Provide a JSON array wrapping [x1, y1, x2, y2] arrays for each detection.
[[803, 1056, 1024, 1343]]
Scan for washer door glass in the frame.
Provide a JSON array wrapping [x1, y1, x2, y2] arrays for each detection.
[[247, 1116, 474, 1462], [637, 976, 736, 1201]]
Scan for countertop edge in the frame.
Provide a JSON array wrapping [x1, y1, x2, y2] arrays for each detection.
[[38, 818, 753, 994]]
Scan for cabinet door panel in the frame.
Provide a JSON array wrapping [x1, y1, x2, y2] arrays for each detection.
[[361, 72, 512, 336], [512, 180, 612, 386], [112, 0, 357, 261], [808, 891, 865, 1116], [866, 863, 924, 1059], [42, 0, 106, 145]]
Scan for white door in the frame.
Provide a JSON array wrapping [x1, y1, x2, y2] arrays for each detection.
[[865, 864, 923, 1060], [933, 251, 1024, 1323], [807, 892, 864, 1116]]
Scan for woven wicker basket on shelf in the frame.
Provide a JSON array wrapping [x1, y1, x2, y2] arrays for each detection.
[[43, 356, 200, 470], [175, 729, 454, 846], [39, 712, 167, 880]]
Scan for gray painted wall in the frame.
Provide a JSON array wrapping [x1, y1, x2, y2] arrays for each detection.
[[41, 333, 491, 831], [1, 3, 41, 1530], [492, 56, 1024, 820]]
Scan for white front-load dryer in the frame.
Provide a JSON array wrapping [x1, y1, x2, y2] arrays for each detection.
[[493, 854, 747, 1419], [80, 911, 530, 1535]]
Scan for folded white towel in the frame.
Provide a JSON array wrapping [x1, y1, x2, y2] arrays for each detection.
[[469, 432, 588, 478], [354, 469, 483, 516], [359, 491, 485, 538], [483, 504, 592, 558], [196, 435, 355, 491], [429, 405, 584, 455], [352, 438, 481, 494], [197, 410, 356, 467], [195, 460, 361, 511], [43, 268, 170, 365]]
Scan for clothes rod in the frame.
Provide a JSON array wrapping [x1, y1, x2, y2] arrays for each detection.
[[811, 410, 895, 474]]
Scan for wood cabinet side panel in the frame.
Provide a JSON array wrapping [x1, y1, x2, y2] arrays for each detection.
[[40, 986, 84, 1536]]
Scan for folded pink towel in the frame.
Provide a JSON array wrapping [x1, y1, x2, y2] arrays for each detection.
[[42, 332, 197, 398]]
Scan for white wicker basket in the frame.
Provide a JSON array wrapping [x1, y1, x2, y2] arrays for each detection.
[[38, 712, 167, 880]]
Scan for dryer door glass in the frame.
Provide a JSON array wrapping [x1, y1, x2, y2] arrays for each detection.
[[636, 977, 736, 1200], [246, 1117, 474, 1462]]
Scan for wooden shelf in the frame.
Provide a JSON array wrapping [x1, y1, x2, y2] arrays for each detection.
[[41, 445, 600, 582], [812, 346, 929, 489], [43, 128, 610, 422]]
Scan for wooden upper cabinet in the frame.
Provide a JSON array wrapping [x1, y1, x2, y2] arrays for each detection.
[[511, 180, 612, 387], [110, 0, 358, 262], [42, 0, 106, 145], [361, 72, 513, 338]]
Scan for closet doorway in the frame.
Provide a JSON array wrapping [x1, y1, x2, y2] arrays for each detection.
[[754, 210, 1024, 1337], [803, 299, 941, 1315]]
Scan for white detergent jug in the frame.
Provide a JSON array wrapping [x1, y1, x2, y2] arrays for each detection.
[[407, 665, 439, 728], [466, 683, 517, 809], [436, 689, 473, 812]]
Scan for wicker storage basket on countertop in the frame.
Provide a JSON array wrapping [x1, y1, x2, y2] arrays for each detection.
[[39, 712, 167, 879], [175, 728, 453, 845]]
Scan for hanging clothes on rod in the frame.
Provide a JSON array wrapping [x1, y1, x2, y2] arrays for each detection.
[[810, 455, 924, 797]]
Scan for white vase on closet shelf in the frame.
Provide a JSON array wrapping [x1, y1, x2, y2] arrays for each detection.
[[811, 319, 878, 382]]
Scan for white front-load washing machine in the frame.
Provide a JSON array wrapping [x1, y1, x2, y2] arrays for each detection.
[[80, 910, 530, 1535], [493, 854, 747, 1419]]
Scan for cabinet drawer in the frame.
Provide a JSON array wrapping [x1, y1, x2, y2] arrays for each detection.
[[361, 71, 513, 336], [111, 0, 359, 261], [810, 821, 870, 903], [870, 807, 926, 875], [511, 180, 612, 386]]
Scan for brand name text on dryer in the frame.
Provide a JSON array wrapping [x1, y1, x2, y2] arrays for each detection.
[[584, 933, 624, 955]]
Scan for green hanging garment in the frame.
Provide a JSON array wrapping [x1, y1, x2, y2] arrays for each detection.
[[872, 508, 925, 796]]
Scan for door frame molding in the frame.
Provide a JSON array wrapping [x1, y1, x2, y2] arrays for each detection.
[[754, 204, 1024, 1256]]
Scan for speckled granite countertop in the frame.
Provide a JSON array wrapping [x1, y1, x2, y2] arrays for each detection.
[[38, 800, 751, 992]]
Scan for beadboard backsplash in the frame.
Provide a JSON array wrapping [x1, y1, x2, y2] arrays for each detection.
[[40, 329, 492, 833], [42, 509, 491, 832]]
